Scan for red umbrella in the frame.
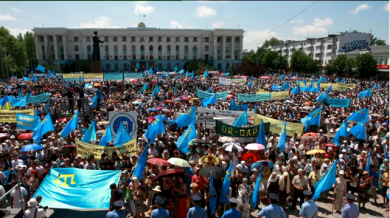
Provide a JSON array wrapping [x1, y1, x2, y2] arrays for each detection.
[[260, 76, 271, 79], [301, 132, 318, 138], [240, 152, 258, 162], [183, 78, 189, 82], [325, 143, 338, 148], [158, 169, 185, 178], [227, 94, 234, 98], [147, 158, 172, 167], [18, 133, 33, 140], [55, 94, 62, 97], [290, 76, 298, 80], [58, 118, 69, 122]]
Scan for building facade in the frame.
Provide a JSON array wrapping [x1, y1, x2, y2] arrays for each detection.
[[266, 32, 372, 68], [32, 23, 244, 72], [346, 45, 389, 77]]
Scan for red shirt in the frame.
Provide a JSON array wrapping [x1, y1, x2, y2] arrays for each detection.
[[192, 174, 206, 191]]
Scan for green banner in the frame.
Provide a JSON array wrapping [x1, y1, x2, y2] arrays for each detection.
[[237, 93, 271, 102], [215, 120, 270, 138], [197, 89, 228, 100]]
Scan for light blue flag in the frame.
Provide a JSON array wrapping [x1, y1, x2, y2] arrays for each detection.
[[113, 122, 131, 146], [366, 150, 371, 172], [291, 86, 300, 94], [301, 107, 322, 131], [33, 168, 120, 209], [33, 74, 38, 82], [149, 67, 154, 74], [165, 72, 169, 77], [303, 79, 307, 85], [176, 122, 197, 154], [45, 99, 50, 113], [202, 93, 217, 107], [178, 69, 184, 74], [36, 64, 45, 73], [2, 170, 10, 185], [176, 106, 197, 128], [279, 74, 285, 80], [277, 121, 287, 152], [233, 111, 248, 127], [23, 76, 30, 82], [316, 92, 328, 102], [209, 172, 217, 216], [35, 109, 39, 116], [349, 119, 366, 140], [191, 72, 195, 79], [220, 161, 233, 204], [332, 121, 348, 145], [295, 73, 298, 78], [207, 87, 211, 93], [32, 113, 55, 144], [145, 114, 165, 144], [151, 85, 160, 97], [133, 144, 149, 180], [254, 104, 258, 112], [48, 70, 56, 78], [10, 97, 27, 108], [16, 114, 41, 131], [185, 71, 189, 77], [358, 89, 371, 98], [174, 66, 178, 72], [224, 72, 229, 76], [326, 85, 333, 91], [175, 74, 178, 79], [247, 81, 253, 87], [82, 121, 97, 143], [256, 120, 267, 151], [203, 69, 208, 78], [313, 160, 337, 200], [346, 108, 369, 123], [79, 75, 83, 83], [281, 83, 290, 91], [335, 78, 339, 83], [60, 110, 79, 139], [249, 75, 253, 81], [373, 84, 378, 89], [99, 124, 113, 146], [140, 83, 148, 95], [90, 96, 98, 109], [18, 89, 23, 98], [251, 167, 264, 208], [341, 78, 345, 83], [136, 62, 140, 69]]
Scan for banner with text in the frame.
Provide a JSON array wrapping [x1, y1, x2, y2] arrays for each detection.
[[0, 109, 35, 123], [218, 78, 247, 86], [326, 98, 351, 107], [28, 93, 50, 104], [76, 139, 137, 159], [124, 72, 144, 80], [216, 120, 270, 138], [197, 89, 228, 100], [104, 73, 123, 81], [62, 74, 82, 82], [270, 91, 289, 100], [238, 93, 271, 102], [198, 107, 255, 118], [320, 83, 356, 91], [254, 114, 304, 137], [84, 73, 103, 81]]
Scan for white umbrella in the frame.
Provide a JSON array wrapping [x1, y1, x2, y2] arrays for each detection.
[[222, 142, 243, 153], [245, 143, 266, 151], [167, 158, 190, 168]]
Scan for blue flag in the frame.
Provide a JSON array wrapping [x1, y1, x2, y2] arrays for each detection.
[[207, 87, 211, 93], [48, 70, 56, 78], [358, 89, 371, 98], [281, 83, 290, 91], [149, 67, 154, 74], [133, 144, 149, 180], [18, 89, 23, 98], [99, 124, 113, 146], [176, 106, 197, 128], [178, 69, 184, 74], [233, 111, 248, 127], [251, 167, 263, 208], [332, 121, 348, 145], [301, 107, 321, 131], [247, 81, 253, 87], [291, 86, 300, 94], [33, 74, 38, 82], [174, 66, 178, 72], [279, 74, 285, 80], [79, 75, 83, 83], [191, 72, 195, 79], [10, 96, 27, 108], [346, 108, 369, 123], [341, 78, 345, 83], [2, 170, 10, 185], [277, 121, 287, 152], [33, 168, 120, 209], [165, 72, 169, 77], [203, 69, 208, 78], [209, 172, 217, 216], [202, 93, 217, 107], [16, 114, 41, 131], [249, 75, 253, 81], [36, 64, 45, 73], [82, 121, 97, 143], [32, 113, 55, 144], [60, 110, 79, 139], [185, 71, 189, 77], [136, 62, 140, 69], [366, 150, 371, 172], [220, 161, 233, 204], [174, 83, 178, 95], [145, 114, 165, 144], [335, 78, 339, 83], [23, 76, 30, 82], [176, 122, 197, 154], [255, 120, 267, 151], [326, 84, 333, 91], [349, 119, 366, 140], [151, 85, 160, 97], [316, 92, 328, 102], [113, 122, 131, 146], [140, 83, 148, 95], [313, 160, 337, 200], [90, 96, 98, 109]]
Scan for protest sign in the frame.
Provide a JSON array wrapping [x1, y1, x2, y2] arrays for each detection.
[[76, 139, 137, 159], [254, 114, 304, 137], [0, 109, 35, 123], [216, 120, 269, 138]]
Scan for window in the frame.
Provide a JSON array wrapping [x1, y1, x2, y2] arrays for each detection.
[[226, 63, 230, 70], [123, 55, 127, 60], [86, 36, 91, 42], [167, 45, 171, 51], [105, 36, 109, 42], [61, 55, 64, 60], [158, 45, 162, 51], [205, 45, 209, 51], [74, 45, 79, 51], [106, 64, 110, 71], [75, 54, 80, 60], [123, 45, 127, 52], [167, 37, 171, 42], [193, 45, 197, 51], [140, 37, 144, 42], [176, 54, 179, 59], [51, 45, 54, 52], [193, 37, 197, 42], [184, 37, 189, 42], [158, 55, 162, 60], [150, 45, 153, 52], [60, 46, 63, 51], [149, 36, 153, 42], [184, 45, 188, 51], [132, 45, 136, 52], [105, 45, 109, 52], [141, 45, 145, 51], [114, 45, 118, 52], [205, 37, 209, 42], [217, 37, 222, 42], [49, 36, 53, 42], [176, 37, 180, 42], [113, 36, 117, 42], [218, 63, 221, 69], [150, 55, 154, 60], [326, 53, 331, 57], [114, 63, 119, 70], [176, 45, 179, 52], [87, 45, 91, 51], [158, 37, 162, 42], [132, 55, 136, 60], [74, 37, 79, 42], [131, 36, 135, 42], [122, 36, 126, 42], [184, 55, 188, 60]]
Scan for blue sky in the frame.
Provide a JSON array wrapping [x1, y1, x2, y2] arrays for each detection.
[[0, 1, 388, 51]]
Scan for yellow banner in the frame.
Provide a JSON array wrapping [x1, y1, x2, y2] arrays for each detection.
[[84, 73, 103, 79], [299, 82, 318, 88], [271, 91, 289, 100], [320, 83, 356, 91], [76, 139, 137, 159], [0, 109, 35, 123], [254, 114, 304, 137], [62, 74, 82, 79], [258, 88, 267, 93]]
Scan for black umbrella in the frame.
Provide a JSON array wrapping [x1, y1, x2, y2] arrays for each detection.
[[198, 166, 226, 180], [222, 142, 243, 153]]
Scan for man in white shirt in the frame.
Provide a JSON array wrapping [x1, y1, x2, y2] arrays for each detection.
[[23, 198, 47, 218], [11, 152, 24, 170], [10, 181, 28, 209], [83, 157, 97, 170], [148, 144, 159, 157]]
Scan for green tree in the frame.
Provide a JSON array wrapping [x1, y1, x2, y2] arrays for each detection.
[[306, 58, 320, 75], [185, 59, 215, 75], [75, 60, 91, 73], [24, 31, 37, 72], [324, 63, 335, 76], [345, 58, 356, 76], [371, 37, 387, 46], [354, 53, 377, 78], [331, 54, 348, 76], [261, 51, 279, 69], [290, 51, 309, 73], [261, 37, 284, 48]]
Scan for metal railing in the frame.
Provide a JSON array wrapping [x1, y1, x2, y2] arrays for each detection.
[[58, 97, 90, 121], [0, 181, 25, 214]]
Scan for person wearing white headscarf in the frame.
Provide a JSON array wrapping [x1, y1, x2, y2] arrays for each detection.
[[278, 172, 290, 206], [267, 172, 280, 196]]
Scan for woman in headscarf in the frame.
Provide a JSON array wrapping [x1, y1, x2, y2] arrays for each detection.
[[332, 170, 347, 214], [237, 178, 253, 218], [278, 172, 290, 207], [267, 172, 279, 196]]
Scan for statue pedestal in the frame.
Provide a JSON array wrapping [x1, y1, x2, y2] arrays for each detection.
[[90, 60, 102, 73]]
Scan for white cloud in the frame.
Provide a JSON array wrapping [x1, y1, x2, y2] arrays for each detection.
[[292, 18, 333, 36], [350, 4, 370, 14], [32, 15, 38, 19], [11, 7, 21, 13], [243, 29, 277, 50], [0, 14, 16, 21], [79, 17, 119, 28], [195, 6, 217, 17], [134, 2, 155, 15], [212, 21, 224, 28], [170, 21, 183, 29], [289, 18, 304, 24], [5, 26, 31, 36], [383, 3, 389, 11]]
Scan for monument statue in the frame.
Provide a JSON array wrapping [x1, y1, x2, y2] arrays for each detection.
[[92, 31, 104, 60]]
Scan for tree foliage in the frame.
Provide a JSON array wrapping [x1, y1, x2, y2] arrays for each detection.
[[185, 59, 215, 75], [290, 51, 309, 73], [75, 60, 91, 73], [354, 53, 377, 78], [371, 37, 387, 46], [261, 37, 284, 48]]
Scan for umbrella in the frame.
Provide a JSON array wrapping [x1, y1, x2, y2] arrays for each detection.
[[0, 133, 10, 138], [260, 76, 271, 79], [167, 158, 190, 168], [161, 109, 170, 113], [58, 118, 69, 122], [147, 158, 172, 167], [147, 108, 159, 112], [18, 133, 33, 140], [303, 106, 313, 110], [94, 83, 101, 87], [183, 79, 189, 82], [240, 152, 258, 162], [97, 121, 109, 125], [198, 166, 226, 180], [165, 100, 174, 103], [251, 160, 275, 170], [198, 155, 219, 165], [132, 101, 142, 105], [21, 143, 43, 152], [244, 143, 265, 151], [96, 130, 105, 135], [192, 139, 212, 144], [222, 142, 243, 153], [158, 169, 185, 178], [306, 149, 326, 155], [303, 102, 312, 106], [301, 132, 318, 138], [324, 143, 338, 148], [191, 98, 199, 101], [227, 94, 234, 98], [284, 100, 294, 104]]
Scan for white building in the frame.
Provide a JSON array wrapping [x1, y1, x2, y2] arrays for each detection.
[[32, 22, 244, 72], [266, 32, 372, 68]]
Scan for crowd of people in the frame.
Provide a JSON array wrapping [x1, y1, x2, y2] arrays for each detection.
[[0, 71, 388, 218]]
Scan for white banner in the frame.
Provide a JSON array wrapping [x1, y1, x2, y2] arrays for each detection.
[[219, 77, 231, 85], [219, 78, 247, 86], [174, 113, 235, 129], [197, 107, 255, 118]]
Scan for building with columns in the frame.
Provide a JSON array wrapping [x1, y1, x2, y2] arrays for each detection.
[[32, 22, 244, 72]]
